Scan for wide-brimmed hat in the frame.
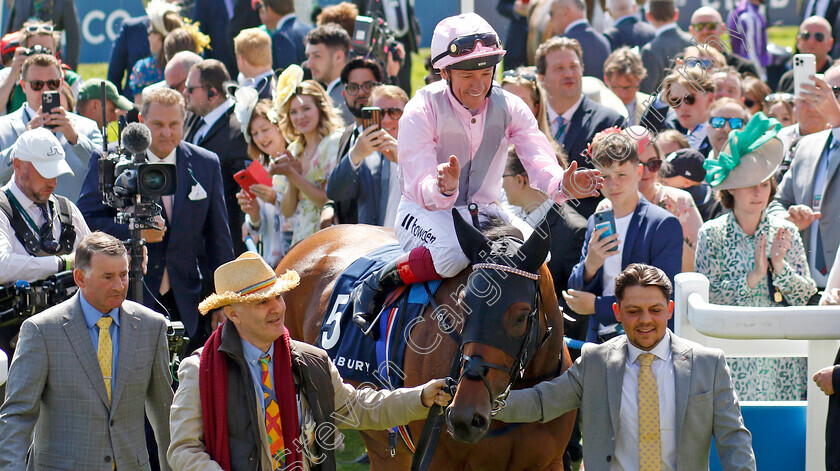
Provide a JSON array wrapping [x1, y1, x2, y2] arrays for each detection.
[[198, 252, 300, 315], [704, 112, 783, 191]]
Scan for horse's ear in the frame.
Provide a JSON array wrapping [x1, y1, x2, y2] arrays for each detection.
[[453, 208, 491, 264], [518, 215, 551, 273]]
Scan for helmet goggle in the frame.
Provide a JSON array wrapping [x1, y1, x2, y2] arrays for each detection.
[[432, 32, 501, 65]]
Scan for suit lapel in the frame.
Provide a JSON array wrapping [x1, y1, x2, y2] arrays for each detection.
[[63, 296, 111, 408], [172, 144, 192, 221], [621, 200, 645, 267], [110, 307, 140, 411], [563, 97, 592, 158], [802, 131, 832, 204], [670, 335, 693, 447], [379, 154, 391, 223], [198, 105, 234, 146], [606, 339, 626, 433]]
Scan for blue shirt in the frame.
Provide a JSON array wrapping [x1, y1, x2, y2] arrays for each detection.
[[241, 339, 275, 415], [79, 292, 120, 393]]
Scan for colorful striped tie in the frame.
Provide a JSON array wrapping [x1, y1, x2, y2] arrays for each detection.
[[260, 354, 286, 469]]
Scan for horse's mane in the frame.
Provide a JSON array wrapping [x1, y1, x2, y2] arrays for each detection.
[[478, 216, 523, 241]]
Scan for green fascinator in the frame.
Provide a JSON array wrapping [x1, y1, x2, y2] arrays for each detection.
[[703, 112, 783, 190]]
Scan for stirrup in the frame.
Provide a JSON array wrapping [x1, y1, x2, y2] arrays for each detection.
[[353, 309, 383, 339]]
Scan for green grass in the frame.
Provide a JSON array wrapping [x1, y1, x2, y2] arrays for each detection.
[[335, 430, 370, 471], [768, 25, 799, 50]]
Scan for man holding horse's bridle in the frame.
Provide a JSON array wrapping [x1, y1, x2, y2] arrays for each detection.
[[167, 252, 452, 470], [351, 12, 604, 337]]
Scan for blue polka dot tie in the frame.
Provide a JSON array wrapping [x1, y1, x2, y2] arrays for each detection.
[[638, 352, 661, 471]]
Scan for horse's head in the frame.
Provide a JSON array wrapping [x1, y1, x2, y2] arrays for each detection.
[[446, 209, 551, 444]]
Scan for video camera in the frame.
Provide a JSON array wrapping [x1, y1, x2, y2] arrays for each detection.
[[0, 272, 76, 357], [352, 14, 403, 73], [98, 122, 177, 230]]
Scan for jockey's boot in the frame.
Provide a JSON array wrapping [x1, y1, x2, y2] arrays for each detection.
[[352, 247, 441, 339]]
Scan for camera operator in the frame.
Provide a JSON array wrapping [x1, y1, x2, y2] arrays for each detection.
[[353, 0, 419, 95], [77, 87, 234, 352], [0, 127, 89, 284], [0, 53, 102, 202]]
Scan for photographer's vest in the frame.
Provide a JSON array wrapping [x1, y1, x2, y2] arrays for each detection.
[[431, 84, 511, 207], [0, 190, 75, 256]]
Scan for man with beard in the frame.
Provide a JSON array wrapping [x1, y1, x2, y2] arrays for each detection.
[[320, 58, 383, 226]]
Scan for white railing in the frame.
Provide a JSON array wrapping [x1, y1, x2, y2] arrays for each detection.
[[0, 349, 6, 386], [674, 272, 840, 471]]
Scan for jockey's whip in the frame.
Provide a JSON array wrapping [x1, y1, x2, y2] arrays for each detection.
[[468, 203, 480, 229]]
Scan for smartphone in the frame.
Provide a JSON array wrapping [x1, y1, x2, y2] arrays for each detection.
[[793, 54, 816, 99], [593, 209, 618, 252], [41, 91, 59, 128], [361, 106, 382, 129], [234, 160, 272, 198]]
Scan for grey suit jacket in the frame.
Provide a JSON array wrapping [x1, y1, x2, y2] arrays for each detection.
[[0, 293, 174, 471], [772, 129, 840, 280], [495, 334, 755, 471], [639, 27, 694, 94], [0, 106, 103, 202]]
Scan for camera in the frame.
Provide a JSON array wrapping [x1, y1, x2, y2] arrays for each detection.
[[98, 123, 177, 229], [352, 15, 402, 72]]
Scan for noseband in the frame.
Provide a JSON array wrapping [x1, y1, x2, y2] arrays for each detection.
[[457, 262, 552, 416]]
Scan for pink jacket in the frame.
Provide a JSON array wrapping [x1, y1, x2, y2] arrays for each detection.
[[398, 81, 568, 211]]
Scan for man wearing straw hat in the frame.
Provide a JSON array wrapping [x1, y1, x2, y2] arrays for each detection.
[[168, 252, 452, 471]]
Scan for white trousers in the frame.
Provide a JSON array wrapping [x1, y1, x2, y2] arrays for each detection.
[[394, 198, 533, 277]]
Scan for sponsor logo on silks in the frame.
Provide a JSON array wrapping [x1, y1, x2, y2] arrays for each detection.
[[400, 214, 437, 244], [335, 356, 371, 372]]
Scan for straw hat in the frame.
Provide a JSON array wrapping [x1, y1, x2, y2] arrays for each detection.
[[704, 112, 783, 191], [198, 252, 300, 315]]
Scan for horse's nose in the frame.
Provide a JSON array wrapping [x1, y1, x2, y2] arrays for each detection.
[[447, 405, 490, 444]]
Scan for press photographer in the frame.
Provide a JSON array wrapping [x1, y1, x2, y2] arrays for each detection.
[[0, 128, 90, 356], [78, 86, 234, 352]]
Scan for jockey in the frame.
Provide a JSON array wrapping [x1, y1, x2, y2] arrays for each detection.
[[351, 12, 603, 337]]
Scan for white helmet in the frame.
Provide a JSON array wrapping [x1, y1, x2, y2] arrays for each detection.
[[430, 13, 506, 71]]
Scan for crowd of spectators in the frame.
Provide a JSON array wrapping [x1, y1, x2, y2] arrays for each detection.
[[1, 0, 840, 468]]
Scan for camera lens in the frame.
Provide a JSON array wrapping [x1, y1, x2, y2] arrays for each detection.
[[142, 168, 167, 191]]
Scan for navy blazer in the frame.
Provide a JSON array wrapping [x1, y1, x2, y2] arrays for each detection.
[[77, 143, 235, 336], [639, 26, 694, 94], [603, 16, 655, 50], [567, 198, 683, 341], [561, 22, 611, 79], [193, 0, 261, 76], [496, 0, 529, 69], [107, 16, 151, 101], [560, 96, 625, 217], [272, 16, 312, 71], [326, 151, 393, 226]]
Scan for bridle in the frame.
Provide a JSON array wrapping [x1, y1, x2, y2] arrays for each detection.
[[455, 262, 553, 416]]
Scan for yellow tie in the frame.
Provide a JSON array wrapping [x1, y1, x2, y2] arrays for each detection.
[[96, 316, 114, 402], [638, 352, 661, 471]]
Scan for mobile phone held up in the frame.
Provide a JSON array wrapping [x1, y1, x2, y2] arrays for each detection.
[[793, 54, 816, 99], [361, 106, 382, 129], [42, 91, 60, 129], [593, 209, 618, 252], [234, 160, 272, 198]]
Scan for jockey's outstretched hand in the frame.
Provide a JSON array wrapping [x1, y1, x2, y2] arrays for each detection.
[[437, 155, 460, 196], [561, 160, 603, 200]]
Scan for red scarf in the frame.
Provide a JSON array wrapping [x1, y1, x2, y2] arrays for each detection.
[[199, 323, 302, 470]]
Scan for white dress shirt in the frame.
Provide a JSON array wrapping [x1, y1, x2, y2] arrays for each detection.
[[0, 180, 90, 283], [614, 329, 677, 471], [192, 99, 234, 144]]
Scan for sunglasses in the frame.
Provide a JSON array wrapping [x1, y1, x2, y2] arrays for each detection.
[[683, 57, 715, 69], [691, 22, 719, 31], [641, 158, 662, 172], [24, 24, 54, 33], [381, 107, 403, 119], [344, 80, 379, 95], [432, 33, 500, 64], [710, 116, 745, 129], [502, 70, 537, 82], [26, 79, 60, 91], [667, 93, 696, 107], [799, 31, 826, 42]]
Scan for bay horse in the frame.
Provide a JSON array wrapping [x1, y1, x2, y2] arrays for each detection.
[[278, 210, 576, 470]]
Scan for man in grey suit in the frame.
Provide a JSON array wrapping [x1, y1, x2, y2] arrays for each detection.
[[639, 0, 693, 94], [495, 264, 755, 470], [0, 53, 102, 202], [770, 66, 840, 291], [0, 231, 174, 470]]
